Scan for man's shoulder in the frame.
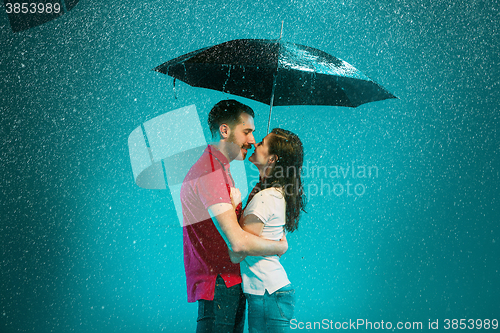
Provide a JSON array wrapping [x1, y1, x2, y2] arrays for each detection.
[[183, 149, 213, 181], [181, 149, 228, 198]]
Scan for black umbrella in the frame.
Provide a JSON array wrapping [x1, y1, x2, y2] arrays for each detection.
[[154, 38, 396, 132]]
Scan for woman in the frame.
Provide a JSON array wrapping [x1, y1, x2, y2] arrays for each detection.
[[230, 128, 307, 333]]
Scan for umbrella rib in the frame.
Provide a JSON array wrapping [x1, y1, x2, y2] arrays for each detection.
[[222, 66, 231, 93], [183, 64, 231, 93]]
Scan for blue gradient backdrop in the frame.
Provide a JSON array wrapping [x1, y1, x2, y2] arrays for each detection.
[[1, 0, 498, 332]]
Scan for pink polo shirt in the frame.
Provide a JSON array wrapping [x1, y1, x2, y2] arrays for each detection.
[[180, 145, 242, 302]]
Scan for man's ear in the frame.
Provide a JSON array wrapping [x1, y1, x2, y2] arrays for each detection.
[[219, 124, 230, 139]]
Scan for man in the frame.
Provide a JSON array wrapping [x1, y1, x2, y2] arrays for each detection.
[[180, 100, 287, 333]]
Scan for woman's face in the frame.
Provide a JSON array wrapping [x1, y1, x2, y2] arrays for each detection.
[[248, 133, 275, 172]]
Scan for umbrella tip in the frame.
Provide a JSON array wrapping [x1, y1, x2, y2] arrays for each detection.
[[280, 21, 284, 39]]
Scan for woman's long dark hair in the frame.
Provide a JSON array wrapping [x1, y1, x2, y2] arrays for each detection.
[[260, 128, 307, 232]]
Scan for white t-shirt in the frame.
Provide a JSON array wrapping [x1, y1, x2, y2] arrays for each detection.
[[240, 187, 290, 295]]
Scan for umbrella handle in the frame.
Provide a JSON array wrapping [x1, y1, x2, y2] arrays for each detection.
[[267, 23, 283, 135], [266, 98, 274, 135], [266, 21, 284, 134], [267, 63, 278, 134]]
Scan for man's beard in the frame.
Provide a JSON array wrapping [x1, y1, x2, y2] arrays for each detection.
[[227, 132, 250, 160]]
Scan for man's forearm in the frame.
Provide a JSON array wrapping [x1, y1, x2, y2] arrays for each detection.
[[228, 250, 245, 263], [210, 206, 287, 257], [235, 232, 286, 257]]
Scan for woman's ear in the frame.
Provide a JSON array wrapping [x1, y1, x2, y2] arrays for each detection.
[[269, 154, 278, 164]]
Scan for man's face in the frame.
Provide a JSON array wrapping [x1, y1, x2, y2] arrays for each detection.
[[226, 113, 255, 161]]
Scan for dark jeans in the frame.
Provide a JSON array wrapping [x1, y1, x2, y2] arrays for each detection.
[[196, 275, 246, 333], [245, 284, 295, 333]]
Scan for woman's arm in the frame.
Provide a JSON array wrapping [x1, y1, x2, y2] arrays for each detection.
[[240, 213, 265, 236], [230, 187, 242, 210]]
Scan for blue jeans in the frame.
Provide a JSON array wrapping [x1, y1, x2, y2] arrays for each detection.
[[245, 284, 295, 333], [196, 275, 246, 333]]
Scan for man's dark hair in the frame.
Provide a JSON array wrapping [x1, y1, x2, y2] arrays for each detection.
[[208, 100, 255, 138]]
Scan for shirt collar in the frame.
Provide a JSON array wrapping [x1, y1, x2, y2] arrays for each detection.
[[206, 144, 230, 166]]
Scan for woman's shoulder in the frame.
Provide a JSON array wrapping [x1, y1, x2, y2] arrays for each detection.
[[257, 187, 284, 200]]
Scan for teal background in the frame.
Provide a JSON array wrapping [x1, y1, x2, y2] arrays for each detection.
[[1, 0, 498, 332]]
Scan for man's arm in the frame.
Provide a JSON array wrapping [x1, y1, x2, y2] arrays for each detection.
[[209, 203, 287, 257], [228, 213, 266, 263]]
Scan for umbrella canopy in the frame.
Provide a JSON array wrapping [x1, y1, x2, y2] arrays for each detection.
[[153, 38, 396, 108]]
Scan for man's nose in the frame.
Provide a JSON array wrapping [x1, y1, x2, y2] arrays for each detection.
[[247, 133, 256, 146]]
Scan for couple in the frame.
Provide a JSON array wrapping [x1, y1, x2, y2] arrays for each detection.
[[180, 100, 306, 333]]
